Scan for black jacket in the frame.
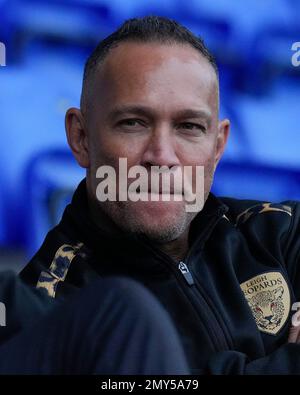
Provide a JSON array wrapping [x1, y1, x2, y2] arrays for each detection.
[[0, 271, 54, 346], [20, 179, 300, 374]]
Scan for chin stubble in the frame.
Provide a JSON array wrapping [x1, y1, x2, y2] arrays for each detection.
[[101, 200, 195, 243]]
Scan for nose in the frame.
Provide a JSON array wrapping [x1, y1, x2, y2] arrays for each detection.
[[140, 126, 180, 169]]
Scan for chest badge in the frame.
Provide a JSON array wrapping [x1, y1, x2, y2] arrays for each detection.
[[240, 272, 290, 335]]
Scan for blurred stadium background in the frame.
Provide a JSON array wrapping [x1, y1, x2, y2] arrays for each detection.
[[0, 0, 299, 271]]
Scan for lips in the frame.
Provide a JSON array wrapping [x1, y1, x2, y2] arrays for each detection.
[[133, 185, 184, 195], [129, 174, 185, 195]]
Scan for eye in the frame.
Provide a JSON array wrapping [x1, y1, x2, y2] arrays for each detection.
[[120, 119, 138, 126], [117, 118, 146, 128], [177, 122, 206, 134]]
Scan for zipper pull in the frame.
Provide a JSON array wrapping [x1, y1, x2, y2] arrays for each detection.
[[178, 261, 194, 286]]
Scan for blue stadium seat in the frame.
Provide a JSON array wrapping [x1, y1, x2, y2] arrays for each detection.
[[180, 0, 295, 93], [0, 0, 18, 63], [0, 0, 9, 37], [0, 45, 84, 246], [24, 149, 84, 259], [0, 180, 6, 247], [251, 27, 300, 70], [7, 0, 114, 47], [219, 91, 250, 162], [249, 27, 300, 93], [230, 76, 300, 167], [182, 0, 293, 42], [213, 160, 300, 202]]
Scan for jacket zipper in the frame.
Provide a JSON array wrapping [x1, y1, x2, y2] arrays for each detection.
[[181, 208, 234, 350], [140, 209, 231, 352], [177, 261, 230, 351], [178, 261, 194, 285]]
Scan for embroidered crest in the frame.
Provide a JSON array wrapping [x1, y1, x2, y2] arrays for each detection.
[[240, 272, 290, 335]]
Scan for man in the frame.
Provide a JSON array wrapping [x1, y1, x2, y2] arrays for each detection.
[[20, 16, 300, 374]]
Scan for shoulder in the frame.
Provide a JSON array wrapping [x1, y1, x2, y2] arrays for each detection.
[[19, 223, 90, 299], [219, 197, 298, 228]]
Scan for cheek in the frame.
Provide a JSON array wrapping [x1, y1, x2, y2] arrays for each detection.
[[179, 133, 216, 162], [89, 130, 141, 168], [181, 140, 216, 172], [204, 158, 216, 193], [89, 130, 149, 195], [182, 143, 216, 197]]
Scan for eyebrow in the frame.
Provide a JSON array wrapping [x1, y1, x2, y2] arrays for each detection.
[[108, 105, 155, 121], [107, 105, 212, 124], [175, 109, 212, 122]]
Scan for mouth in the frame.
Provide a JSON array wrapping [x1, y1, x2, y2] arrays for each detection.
[[134, 185, 184, 196]]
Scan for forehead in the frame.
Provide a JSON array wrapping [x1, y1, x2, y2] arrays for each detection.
[[91, 42, 218, 115]]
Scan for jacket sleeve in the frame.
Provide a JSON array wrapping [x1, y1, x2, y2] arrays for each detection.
[[207, 344, 300, 374], [0, 271, 56, 345], [207, 201, 300, 375], [282, 201, 300, 301], [234, 200, 300, 376]]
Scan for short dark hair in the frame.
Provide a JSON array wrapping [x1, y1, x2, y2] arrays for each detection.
[[80, 16, 218, 111]]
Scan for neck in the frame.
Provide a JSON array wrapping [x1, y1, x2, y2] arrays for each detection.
[[154, 231, 190, 263]]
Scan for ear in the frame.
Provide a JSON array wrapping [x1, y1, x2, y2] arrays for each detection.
[[214, 118, 230, 169], [65, 107, 90, 168]]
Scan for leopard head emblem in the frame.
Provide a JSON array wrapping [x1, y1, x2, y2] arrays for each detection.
[[248, 286, 285, 332]]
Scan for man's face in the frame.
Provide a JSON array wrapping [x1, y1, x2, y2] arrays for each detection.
[[68, 42, 229, 242]]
